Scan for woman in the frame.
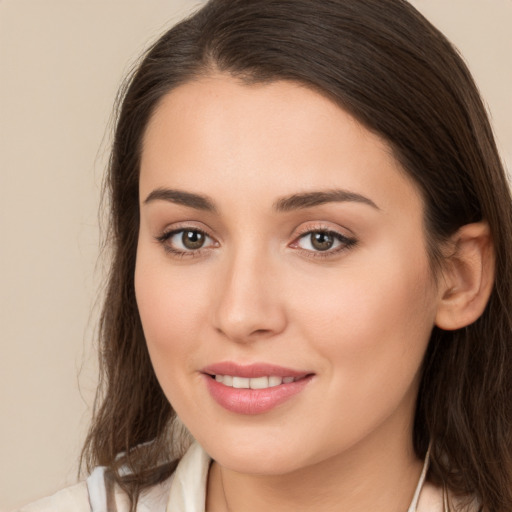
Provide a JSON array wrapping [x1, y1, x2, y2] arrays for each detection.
[[20, 0, 512, 511]]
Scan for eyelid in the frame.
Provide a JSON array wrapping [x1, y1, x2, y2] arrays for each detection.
[[292, 222, 355, 239], [153, 221, 357, 259], [289, 222, 358, 258], [154, 224, 218, 258]]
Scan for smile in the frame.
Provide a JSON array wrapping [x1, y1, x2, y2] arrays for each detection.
[[213, 375, 298, 389], [202, 362, 314, 414]]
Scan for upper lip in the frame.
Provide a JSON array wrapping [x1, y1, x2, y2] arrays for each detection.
[[201, 362, 312, 379]]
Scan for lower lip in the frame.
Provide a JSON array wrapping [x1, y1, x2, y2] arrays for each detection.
[[204, 374, 313, 415]]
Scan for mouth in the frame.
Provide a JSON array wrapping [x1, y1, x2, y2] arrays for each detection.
[[209, 374, 304, 389], [201, 362, 314, 414]]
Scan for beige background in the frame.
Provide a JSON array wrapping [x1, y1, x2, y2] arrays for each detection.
[[0, 1, 510, 509]]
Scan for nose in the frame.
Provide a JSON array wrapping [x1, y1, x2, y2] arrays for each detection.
[[212, 247, 287, 343]]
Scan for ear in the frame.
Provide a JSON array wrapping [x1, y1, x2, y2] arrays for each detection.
[[435, 222, 495, 331]]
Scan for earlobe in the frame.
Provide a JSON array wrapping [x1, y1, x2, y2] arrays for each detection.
[[435, 222, 495, 331]]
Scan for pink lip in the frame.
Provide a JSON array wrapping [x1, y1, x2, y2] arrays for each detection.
[[201, 362, 314, 415], [202, 362, 310, 378]]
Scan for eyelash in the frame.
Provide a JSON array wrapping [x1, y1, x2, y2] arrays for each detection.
[[291, 226, 357, 259], [155, 227, 215, 259], [154, 225, 357, 260]]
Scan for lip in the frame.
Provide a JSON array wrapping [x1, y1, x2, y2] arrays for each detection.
[[201, 362, 314, 415], [202, 362, 311, 379]]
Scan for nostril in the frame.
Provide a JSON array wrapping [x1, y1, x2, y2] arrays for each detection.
[[253, 329, 272, 335]]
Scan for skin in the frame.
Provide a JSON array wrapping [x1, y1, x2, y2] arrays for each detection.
[[135, 75, 447, 511]]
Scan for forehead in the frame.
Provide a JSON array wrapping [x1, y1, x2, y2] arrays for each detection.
[[140, 74, 423, 216]]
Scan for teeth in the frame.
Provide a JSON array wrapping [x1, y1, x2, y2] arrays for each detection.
[[250, 376, 269, 389], [214, 375, 298, 389], [269, 376, 282, 387], [232, 376, 250, 388]]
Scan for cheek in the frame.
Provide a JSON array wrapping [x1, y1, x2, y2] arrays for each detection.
[[286, 254, 436, 450], [134, 249, 211, 378], [134, 256, 217, 423], [292, 249, 436, 393]]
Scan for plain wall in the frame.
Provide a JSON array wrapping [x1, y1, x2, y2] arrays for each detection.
[[0, 1, 510, 509]]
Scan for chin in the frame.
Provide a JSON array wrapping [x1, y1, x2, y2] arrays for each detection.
[[196, 429, 311, 475], [218, 450, 304, 476]]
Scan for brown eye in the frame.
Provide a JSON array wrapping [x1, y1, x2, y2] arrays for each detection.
[[157, 228, 215, 255], [182, 230, 206, 250], [310, 232, 335, 251], [294, 229, 356, 255]]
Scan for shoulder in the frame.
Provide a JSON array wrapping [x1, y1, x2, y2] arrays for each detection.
[[14, 482, 90, 512], [87, 465, 175, 512], [417, 481, 481, 512], [15, 442, 211, 512], [13, 471, 173, 512]]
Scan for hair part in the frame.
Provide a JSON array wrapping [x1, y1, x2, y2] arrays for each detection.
[[81, 1, 512, 510]]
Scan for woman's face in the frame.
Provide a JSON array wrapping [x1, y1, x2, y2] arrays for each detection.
[[135, 75, 442, 474]]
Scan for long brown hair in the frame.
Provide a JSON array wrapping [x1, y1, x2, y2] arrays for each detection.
[[81, 0, 512, 509]]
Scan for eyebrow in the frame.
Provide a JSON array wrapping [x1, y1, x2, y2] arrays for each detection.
[[273, 190, 379, 212], [143, 187, 379, 213], [144, 188, 217, 212]]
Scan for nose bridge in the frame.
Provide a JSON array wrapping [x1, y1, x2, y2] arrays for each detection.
[[213, 240, 286, 342]]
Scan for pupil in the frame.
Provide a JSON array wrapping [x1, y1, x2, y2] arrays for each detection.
[[182, 230, 204, 250], [311, 232, 333, 251]]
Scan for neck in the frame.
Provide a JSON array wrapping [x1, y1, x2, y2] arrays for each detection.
[[206, 424, 423, 512]]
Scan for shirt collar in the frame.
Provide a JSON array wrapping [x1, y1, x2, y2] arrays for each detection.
[[166, 441, 211, 512], [165, 441, 442, 512]]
